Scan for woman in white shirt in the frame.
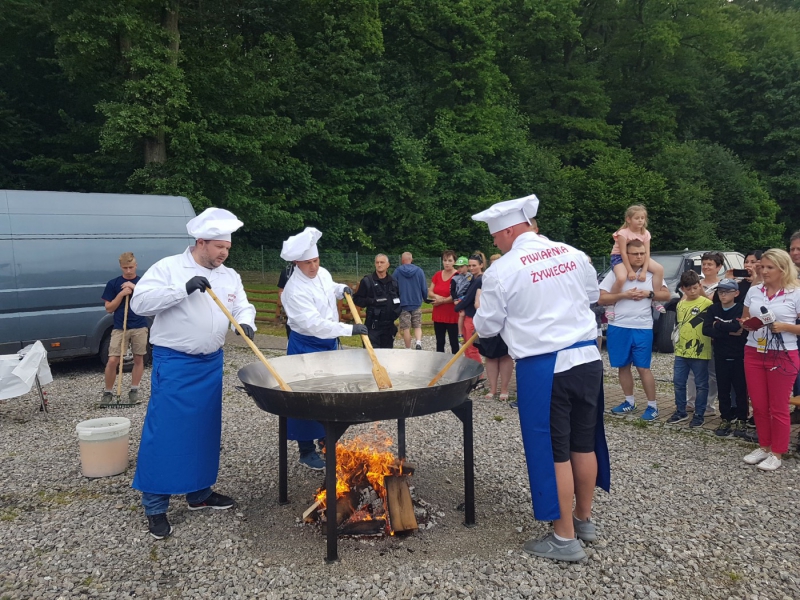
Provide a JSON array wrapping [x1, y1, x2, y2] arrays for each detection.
[[740, 249, 800, 471]]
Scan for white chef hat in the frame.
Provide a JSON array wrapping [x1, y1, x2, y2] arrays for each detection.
[[186, 207, 243, 242], [471, 194, 540, 234], [280, 227, 323, 261]]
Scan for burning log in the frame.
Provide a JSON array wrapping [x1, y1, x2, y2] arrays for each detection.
[[384, 475, 418, 533], [340, 518, 386, 536], [303, 500, 323, 522]]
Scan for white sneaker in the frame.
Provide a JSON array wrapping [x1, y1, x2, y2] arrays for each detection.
[[415, 340, 422, 350], [743, 448, 770, 465], [756, 454, 782, 471]]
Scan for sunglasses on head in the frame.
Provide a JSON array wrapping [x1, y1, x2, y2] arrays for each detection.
[[469, 254, 484, 264]]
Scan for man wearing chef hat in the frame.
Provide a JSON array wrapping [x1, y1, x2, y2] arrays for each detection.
[[130, 207, 257, 540], [280, 227, 367, 470], [472, 194, 610, 563]]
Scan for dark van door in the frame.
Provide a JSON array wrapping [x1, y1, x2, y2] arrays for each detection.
[[5, 190, 194, 362], [0, 193, 20, 354]]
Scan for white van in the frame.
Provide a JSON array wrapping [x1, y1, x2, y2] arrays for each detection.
[[0, 190, 195, 366]]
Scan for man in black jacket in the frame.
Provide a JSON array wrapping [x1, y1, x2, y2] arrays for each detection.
[[352, 254, 402, 348]]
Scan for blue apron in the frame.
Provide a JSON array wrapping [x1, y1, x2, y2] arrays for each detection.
[[132, 345, 223, 495], [515, 339, 611, 521], [285, 331, 333, 441]]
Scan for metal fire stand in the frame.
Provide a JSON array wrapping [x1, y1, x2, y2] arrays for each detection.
[[277, 401, 476, 563]]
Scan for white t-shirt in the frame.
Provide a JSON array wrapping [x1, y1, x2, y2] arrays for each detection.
[[599, 270, 661, 330], [743, 284, 800, 351]]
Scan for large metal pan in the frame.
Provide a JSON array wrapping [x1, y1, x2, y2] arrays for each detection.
[[238, 349, 483, 422]]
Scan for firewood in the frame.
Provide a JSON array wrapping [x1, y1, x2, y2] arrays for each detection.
[[384, 475, 418, 533], [390, 460, 415, 476], [303, 499, 322, 522], [340, 518, 386, 536]]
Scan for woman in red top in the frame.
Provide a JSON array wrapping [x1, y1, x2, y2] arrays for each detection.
[[429, 250, 460, 353]]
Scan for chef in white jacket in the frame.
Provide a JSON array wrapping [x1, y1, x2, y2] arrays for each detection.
[[130, 207, 256, 540], [279, 227, 367, 470], [472, 195, 609, 563]]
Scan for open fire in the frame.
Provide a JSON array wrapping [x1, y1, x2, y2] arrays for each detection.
[[303, 436, 422, 536]]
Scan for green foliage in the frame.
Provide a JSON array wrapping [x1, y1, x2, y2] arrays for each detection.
[[0, 0, 795, 256]]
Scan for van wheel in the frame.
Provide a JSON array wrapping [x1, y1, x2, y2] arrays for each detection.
[[654, 311, 677, 354], [99, 331, 152, 373]]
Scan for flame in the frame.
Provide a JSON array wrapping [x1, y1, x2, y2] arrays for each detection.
[[315, 436, 396, 506]]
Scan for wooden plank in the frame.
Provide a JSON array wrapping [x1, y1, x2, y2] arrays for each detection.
[[384, 475, 418, 533], [303, 499, 322, 522]]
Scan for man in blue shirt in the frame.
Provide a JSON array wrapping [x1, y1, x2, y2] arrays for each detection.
[[394, 252, 428, 349], [101, 252, 149, 403]]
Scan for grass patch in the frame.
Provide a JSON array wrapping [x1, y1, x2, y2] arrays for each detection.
[[0, 508, 19, 521], [150, 546, 158, 561], [651, 463, 662, 469], [728, 571, 743, 582], [36, 489, 102, 506], [493, 415, 504, 422], [81, 577, 94, 587]]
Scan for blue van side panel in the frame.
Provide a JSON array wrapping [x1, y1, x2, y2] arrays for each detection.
[[4, 191, 195, 358], [0, 191, 21, 353]]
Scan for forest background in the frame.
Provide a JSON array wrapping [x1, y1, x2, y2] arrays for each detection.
[[1, 0, 798, 261]]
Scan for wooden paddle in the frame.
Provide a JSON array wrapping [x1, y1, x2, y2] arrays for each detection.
[[206, 287, 292, 391], [115, 296, 129, 399], [427, 331, 479, 387], [343, 292, 393, 390]]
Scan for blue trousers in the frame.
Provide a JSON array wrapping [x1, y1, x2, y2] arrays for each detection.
[[142, 487, 211, 516], [674, 357, 709, 415]]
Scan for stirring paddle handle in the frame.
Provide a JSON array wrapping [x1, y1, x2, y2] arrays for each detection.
[[116, 296, 129, 398], [427, 332, 479, 387], [206, 288, 292, 392], [344, 292, 392, 390]]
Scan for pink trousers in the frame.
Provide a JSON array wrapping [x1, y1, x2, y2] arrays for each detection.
[[462, 317, 483, 364], [744, 346, 799, 454]]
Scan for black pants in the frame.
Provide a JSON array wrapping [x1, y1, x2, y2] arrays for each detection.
[[434, 322, 459, 354], [715, 354, 748, 422], [365, 323, 397, 349]]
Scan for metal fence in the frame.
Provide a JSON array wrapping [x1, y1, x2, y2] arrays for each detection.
[[227, 245, 612, 285], [228, 246, 447, 285]]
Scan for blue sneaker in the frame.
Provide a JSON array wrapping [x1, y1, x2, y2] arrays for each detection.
[[666, 411, 689, 424], [689, 415, 705, 428], [299, 451, 325, 471], [640, 406, 659, 422], [509, 400, 518, 409], [610, 400, 636, 415]]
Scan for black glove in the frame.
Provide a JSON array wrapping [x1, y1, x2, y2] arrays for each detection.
[[186, 276, 211, 295], [343, 286, 354, 296], [236, 324, 255, 340], [352, 324, 368, 336]]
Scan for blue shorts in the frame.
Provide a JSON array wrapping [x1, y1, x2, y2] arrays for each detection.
[[610, 254, 623, 267], [606, 325, 653, 369]]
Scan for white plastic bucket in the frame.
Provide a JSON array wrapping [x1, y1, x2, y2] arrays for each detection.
[[75, 417, 131, 477]]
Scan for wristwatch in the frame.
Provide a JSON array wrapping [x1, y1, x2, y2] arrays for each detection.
[[648, 291, 654, 299]]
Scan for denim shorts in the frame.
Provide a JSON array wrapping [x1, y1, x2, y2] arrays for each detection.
[[610, 254, 623, 267], [607, 325, 653, 369]]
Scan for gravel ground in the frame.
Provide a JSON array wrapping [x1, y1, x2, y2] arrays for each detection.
[[1, 336, 799, 600]]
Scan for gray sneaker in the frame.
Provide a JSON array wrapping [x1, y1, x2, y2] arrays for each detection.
[[101, 391, 113, 401], [573, 516, 597, 542], [128, 389, 140, 403], [523, 533, 586, 562]]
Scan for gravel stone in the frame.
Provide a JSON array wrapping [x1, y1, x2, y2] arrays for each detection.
[[0, 333, 797, 599]]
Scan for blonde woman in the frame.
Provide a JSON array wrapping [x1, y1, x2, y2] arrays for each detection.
[[741, 249, 800, 471]]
